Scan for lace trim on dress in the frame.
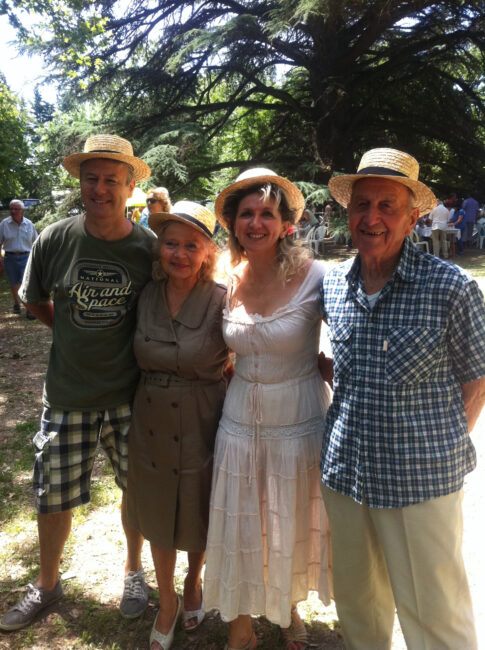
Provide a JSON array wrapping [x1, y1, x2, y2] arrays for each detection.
[[219, 414, 325, 440]]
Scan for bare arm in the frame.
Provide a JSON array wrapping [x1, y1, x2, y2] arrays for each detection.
[[461, 376, 485, 433], [318, 351, 333, 389], [23, 301, 54, 328]]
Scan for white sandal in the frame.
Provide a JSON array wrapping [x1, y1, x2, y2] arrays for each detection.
[[182, 591, 205, 631], [150, 595, 182, 650]]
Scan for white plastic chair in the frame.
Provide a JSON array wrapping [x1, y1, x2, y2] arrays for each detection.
[[304, 223, 327, 257], [409, 229, 429, 253], [479, 222, 485, 249]]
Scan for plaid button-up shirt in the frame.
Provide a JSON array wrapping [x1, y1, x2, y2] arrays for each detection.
[[320, 238, 485, 508]]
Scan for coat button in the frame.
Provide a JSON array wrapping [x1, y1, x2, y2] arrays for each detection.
[[145, 336, 150, 342], [171, 402, 178, 408], [149, 429, 154, 436], [147, 397, 152, 403], [173, 468, 178, 475], [173, 435, 179, 442], [152, 461, 156, 468]]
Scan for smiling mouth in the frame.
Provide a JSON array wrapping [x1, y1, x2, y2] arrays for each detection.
[[361, 229, 385, 237], [247, 233, 266, 239]]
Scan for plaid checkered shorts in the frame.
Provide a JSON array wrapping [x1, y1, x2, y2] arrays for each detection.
[[32, 404, 132, 514]]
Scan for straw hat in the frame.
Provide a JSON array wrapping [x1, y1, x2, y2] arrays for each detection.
[[328, 148, 436, 216], [62, 134, 151, 182], [148, 201, 216, 241], [214, 168, 306, 228]]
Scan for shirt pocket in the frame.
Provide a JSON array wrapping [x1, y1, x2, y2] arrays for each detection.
[[385, 326, 445, 383], [329, 321, 353, 379]]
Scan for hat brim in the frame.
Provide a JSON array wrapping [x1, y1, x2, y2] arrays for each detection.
[[214, 174, 305, 229], [329, 174, 436, 217], [148, 212, 214, 241], [62, 152, 151, 182]]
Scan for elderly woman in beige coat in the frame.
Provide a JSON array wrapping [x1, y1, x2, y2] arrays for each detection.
[[127, 201, 229, 650]]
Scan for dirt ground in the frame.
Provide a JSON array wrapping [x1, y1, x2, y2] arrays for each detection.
[[0, 250, 484, 649]]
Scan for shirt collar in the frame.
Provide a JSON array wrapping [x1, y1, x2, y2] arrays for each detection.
[[162, 278, 215, 329], [346, 236, 419, 287]]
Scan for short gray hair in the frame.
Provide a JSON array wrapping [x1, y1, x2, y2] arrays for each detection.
[[10, 199, 25, 209]]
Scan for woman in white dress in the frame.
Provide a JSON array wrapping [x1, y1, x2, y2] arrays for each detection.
[[204, 169, 332, 650]]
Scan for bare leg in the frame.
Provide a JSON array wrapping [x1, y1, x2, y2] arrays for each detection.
[[37, 510, 72, 590], [228, 615, 255, 649], [151, 544, 178, 640], [121, 492, 143, 574], [182, 551, 205, 629]]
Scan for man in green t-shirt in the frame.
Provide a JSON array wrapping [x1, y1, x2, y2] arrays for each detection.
[[0, 135, 157, 631]]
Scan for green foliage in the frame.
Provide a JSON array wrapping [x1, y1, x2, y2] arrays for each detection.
[[3, 1, 485, 199], [0, 74, 31, 198]]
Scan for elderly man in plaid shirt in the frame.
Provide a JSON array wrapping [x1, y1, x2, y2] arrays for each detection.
[[320, 148, 485, 650]]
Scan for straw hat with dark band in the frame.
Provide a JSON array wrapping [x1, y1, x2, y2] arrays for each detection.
[[149, 201, 216, 241], [328, 148, 436, 216], [214, 168, 306, 229], [62, 134, 151, 182]]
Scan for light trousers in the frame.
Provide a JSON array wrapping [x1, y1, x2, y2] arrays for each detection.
[[322, 486, 477, 650], [431, 228, 448, 258]]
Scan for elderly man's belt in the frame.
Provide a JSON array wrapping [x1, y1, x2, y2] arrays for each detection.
[[5, 251, 29, 255]]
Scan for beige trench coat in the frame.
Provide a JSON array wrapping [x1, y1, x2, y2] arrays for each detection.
[[127, 279, 228, 551]]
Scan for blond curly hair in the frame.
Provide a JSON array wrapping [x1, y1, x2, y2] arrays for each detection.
[[152, 220, 217, 283], [146, 187, 171, 212]]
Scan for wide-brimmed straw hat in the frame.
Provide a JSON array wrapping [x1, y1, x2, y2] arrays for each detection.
[[62, 134, 151, 182], [328, 148, 436, 216], [214, 168, 306, 228], [148, 201, 216, 241]]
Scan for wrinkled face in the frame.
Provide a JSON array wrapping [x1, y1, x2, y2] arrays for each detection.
[[80, 159, 135, 222], [146, 193, 164, 214], [159, 221, 209, 282], [348, 178, 419, 263], [10, 203, 24, 222], [234, 192, 290, 255]]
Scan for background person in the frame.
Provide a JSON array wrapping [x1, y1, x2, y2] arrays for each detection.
[[0, 134, 155, 632], [429, 199, 450, 258], [321, 148, 485, 650], [127, 201, 229, 650], [0, 199, 38, 318], [449, 200, 466, 255], [204, 168, 332, 650], [141, 187, 171, 228], [462, 193, 479, 246]]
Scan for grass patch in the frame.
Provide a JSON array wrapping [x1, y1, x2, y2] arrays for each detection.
[[0, 419, 38, 525]]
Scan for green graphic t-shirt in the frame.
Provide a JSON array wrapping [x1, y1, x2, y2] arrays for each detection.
[[19, 215, 156, 410]]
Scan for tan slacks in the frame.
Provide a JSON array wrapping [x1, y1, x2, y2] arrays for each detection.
[[431, 228, 448, 258], [322, 486, 477, 650]]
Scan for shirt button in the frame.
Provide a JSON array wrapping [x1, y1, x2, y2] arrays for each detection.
[[171, 402, 178, 408]]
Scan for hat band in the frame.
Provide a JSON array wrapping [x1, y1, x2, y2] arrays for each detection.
[[173, 212, 213, 238], [358, 166, 408, 178], [87, 149, 125, 154]]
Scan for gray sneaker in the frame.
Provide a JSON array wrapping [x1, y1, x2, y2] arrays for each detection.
[[119, 568, 149, 619], [0, 581, 63, 631]]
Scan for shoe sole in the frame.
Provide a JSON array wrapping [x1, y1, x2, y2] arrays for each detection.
[[0, 593, 63, 631]]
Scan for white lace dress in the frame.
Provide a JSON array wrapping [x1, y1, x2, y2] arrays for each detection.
[[204, 261, 332, 628]]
